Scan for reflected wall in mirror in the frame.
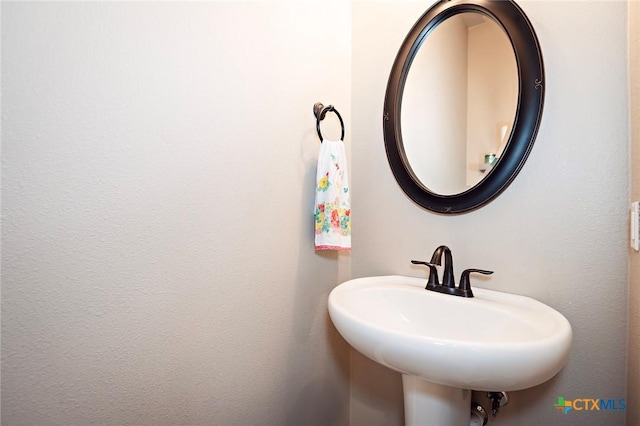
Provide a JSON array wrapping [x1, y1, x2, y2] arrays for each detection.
[[402, 12, 517, 195], [384, 0, 544, 214]]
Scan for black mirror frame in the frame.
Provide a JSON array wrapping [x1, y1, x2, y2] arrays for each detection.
[[383, 0, 544, 214]]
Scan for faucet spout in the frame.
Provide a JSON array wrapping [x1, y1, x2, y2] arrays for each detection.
[[431, 245, 455, 288]]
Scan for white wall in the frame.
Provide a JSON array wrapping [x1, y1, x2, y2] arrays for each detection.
[[1, 2, 351, 425], [352, 1, 629, 425], [627, 0, 639, 424], [2, 1, 634, 425]]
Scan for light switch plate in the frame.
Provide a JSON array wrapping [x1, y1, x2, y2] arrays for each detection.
[[632, 201, 640, 251]]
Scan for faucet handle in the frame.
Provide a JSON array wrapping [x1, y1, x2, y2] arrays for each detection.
[[458, 269, 494, 298], [411, 260, 440, 289]]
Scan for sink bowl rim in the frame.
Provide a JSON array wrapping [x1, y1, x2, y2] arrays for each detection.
[[328, 274, 573, 390], [329, 274, 572, 349]]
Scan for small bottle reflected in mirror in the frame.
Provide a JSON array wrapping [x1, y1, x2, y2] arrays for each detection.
[[479, 153, 497, 173]]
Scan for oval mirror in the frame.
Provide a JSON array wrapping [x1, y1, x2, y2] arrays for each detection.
[[383, 0, 544, 214]]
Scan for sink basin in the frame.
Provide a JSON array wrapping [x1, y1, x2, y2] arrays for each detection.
[[328, 275, 572, 392]]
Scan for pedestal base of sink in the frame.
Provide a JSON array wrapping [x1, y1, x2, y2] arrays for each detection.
[[402, 375, 471, 426]]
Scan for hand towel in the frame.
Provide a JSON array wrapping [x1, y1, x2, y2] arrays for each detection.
[[314, 139, 351, 250]]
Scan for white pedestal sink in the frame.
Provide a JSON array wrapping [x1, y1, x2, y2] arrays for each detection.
[[328, 275, 572, 425]]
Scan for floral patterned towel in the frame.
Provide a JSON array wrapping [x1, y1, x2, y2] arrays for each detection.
[[314, 139, 351, 250]]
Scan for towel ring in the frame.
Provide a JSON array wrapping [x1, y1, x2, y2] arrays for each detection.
[[313, 102, 345, 142]]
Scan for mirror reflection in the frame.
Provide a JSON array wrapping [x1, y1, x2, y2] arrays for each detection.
[[401, 12, 518, 195]]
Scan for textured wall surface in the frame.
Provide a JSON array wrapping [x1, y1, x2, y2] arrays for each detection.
[[628, 0, 639, 424], [1, 2, 351, 425], [351, 1, 629, 425], [3, 1, 634, 425]]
